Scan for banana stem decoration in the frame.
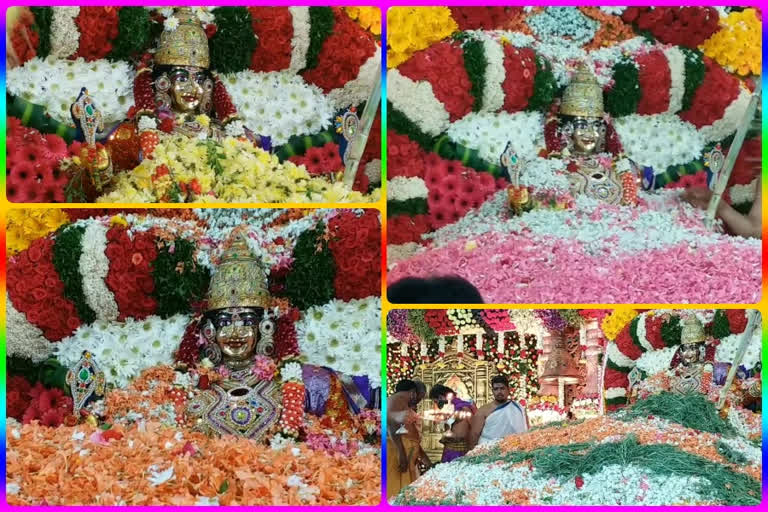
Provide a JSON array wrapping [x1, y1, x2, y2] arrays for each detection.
[[704, 78, 762, 230], [341, 64, 382, 188], [717, 309, 760, 410]]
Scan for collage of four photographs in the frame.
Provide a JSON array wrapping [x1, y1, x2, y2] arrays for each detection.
[[3, 4, 763, 507]]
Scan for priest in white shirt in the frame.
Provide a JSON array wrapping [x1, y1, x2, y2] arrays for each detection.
[[469, 375, 529, 449]]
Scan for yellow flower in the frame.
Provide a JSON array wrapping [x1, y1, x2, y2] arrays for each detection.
[[387, 7, 458, 68], [345, 7, 381, 36], [110, 215, 128, 227], [701, 9, 761, 77], [601, 309, 638, 341], [97, 134, 379, 204], [194, 114, 211, 128], [6, 209, 69, 255]]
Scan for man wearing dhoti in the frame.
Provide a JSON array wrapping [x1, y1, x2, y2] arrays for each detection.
[[469, 376, 528, 449]]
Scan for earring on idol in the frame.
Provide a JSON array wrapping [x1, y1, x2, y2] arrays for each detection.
[[154, 73, 173, 110], [257, 314, 276, 356], [201, 318, 222, 365], [200, 78, 214, 115]]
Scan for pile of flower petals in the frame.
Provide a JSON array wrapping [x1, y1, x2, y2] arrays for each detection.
[[6, 419, 380, 505], [388, 190, 761, 303], [395, 414, 760, 505]]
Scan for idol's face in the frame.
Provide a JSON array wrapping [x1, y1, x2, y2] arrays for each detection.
[[169, 66, 209, 112], [213, 307, 260, 360], [491, 382, 509, 402], [680, 344, 702, 366], [569, 117, 605, 154]]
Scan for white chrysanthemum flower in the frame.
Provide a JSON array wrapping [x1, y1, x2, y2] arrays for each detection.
[[164, 16, 180, 31]]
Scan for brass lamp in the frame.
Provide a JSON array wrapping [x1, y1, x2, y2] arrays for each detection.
[[540, 333, 580, 385]]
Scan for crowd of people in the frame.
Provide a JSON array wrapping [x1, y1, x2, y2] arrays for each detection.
[[386, 376, 529, 500]]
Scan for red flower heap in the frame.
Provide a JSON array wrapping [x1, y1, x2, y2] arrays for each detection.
[[6, 118, 70, 203], [249, 7, 293, 72], [105, 226, 158, 321], [7, 375, 33, 420], [399, 41, 475, 122], [288, 142, 343, 176], [387, 132, 428, 179], [679, 57, 741, 128], [502, 46, 537, 112], [387, 215, 431, 245], [622, 7, 719, 48], [481, 310, 516, 331], [302, 8, 378, 92], [327, 210, 381, 300], [274, 309, 301, 360], [74, 7, 120, 60], [450, 7, 524, 31], [424, 154, 500, 229], [9, 10, 39, 65], [279, 381, 305, 436], [22, 386, 74, 427], [7, 237, 82, 341], [636, 50, 671, 115], [425, 310, 459, 335]]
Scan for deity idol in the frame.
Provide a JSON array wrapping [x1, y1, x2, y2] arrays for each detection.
[[631, 316, 759, 408], [185, 236, 282, 441], [544, 64, 639, 207], [70, 7, 263, 186]]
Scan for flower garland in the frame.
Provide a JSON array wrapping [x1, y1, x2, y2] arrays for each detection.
[[9, 9, 40, 65], [527, 7, 599, 46], [621, 7, 720, 49], [53, 225, 97, 324], [613, 114, 704, 172], [7, 57, 135, 125], [344, 7, 380, 36], [447, 309, 482, 334], [104, 226, 158, 321], [701, 9, 761, 77], [73, 7, 120, 60], [7, 237, 82, 341], [79, 222, 121, 322], [248, 7, 293, 72], [6, 209, 70, 255], [278, 363, 305, 437], [288, 142, 342, 177], [445, 111, 544, 164], [54, 315, 189, 389], [601, 310, 639, 341], [387, 7, 458, 68], [296, 297, 381, 385], [301, 8, 377, 94], [6, 119, 70, 203], [327, 210, 381, 300], [6, 297, 55, 363], [220, 70, 334, 145], [49, 7, 79, 59], [399, 41, 475, 122], [96, 136, 375, 203]]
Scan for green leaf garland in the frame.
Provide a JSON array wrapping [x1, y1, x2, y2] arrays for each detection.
[[30, 7, 53, 59], [387, 198, 428, 218], [527, 56, 557, 112], [108, 7, 152, 62], [52, 225, 96, 324], [680, 48, 706, 112], [304, 7, 335, 71], [388, 101, 436, 151], [151, 239, 211, 318], [407, 310, 437, 343], [709, 310, 732, 340], [284, 222, 336, 310], [660, 315, 683, 347], [460, 37, 487, 112], [604, 59, 640, 117], [209, 7, 257, 73]]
